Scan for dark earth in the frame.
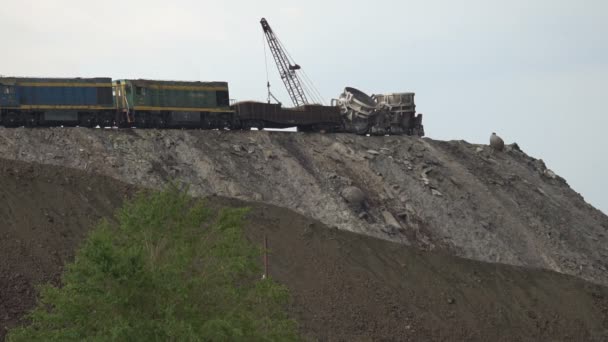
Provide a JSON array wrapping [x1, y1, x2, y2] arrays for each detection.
[[1, 158, 607, 341], [1, 128, 606, 288]]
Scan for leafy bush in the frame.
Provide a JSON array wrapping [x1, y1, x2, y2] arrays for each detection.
[[8, 185, 299, 341]]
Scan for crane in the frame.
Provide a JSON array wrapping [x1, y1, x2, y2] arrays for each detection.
[[260, 18, 324, 107]]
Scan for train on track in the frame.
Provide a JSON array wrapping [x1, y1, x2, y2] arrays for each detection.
[[0, 77, 424, 136]]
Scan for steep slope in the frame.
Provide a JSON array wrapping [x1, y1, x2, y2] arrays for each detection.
[[234, 197, 608, 342], [0, 159, 606, 341], [0, 128, 606, 287], [0, 159, 134, 341]]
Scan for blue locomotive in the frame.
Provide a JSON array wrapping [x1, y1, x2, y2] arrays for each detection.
[[0, 77, 114, 127]]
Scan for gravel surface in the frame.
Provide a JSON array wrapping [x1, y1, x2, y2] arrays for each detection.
[[0, 127, 606, 287]]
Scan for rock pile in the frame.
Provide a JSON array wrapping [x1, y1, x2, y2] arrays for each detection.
[[0, 127, 606, 286]]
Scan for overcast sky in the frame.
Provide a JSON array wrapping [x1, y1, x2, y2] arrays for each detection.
[[1, 0, 606, 213]]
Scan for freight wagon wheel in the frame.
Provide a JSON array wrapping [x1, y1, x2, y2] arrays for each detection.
[[201, 118, 212, 129], [389, 125, 404, 136], [311, 124, 330, 133], [230, 120, 242, 130], [79, 114, 95, 128], [100, 118, 113, 128], [297, 125, 312, 132], [153, 117, 166, 129], [241, 121, 252, 130], [3, 112, 21, 127], [241, 120, 261, 131], [94, 112, 114, 128], [135, 114, 150, 128], [24, 114, 38, 127]]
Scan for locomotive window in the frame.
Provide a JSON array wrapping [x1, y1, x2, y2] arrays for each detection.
[[136, 87, 146, 95], [3, 86, 10, 95], [215, 90, 229, 106]]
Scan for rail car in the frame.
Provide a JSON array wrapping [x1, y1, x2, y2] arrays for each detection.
[[0, 76, 424, 136], [0, 77, 114, 127], [230, 101, 342, 132], [113, 79, 233, 129]]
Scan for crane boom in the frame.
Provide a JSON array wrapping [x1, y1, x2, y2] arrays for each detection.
[[260, 18, 309, 107]]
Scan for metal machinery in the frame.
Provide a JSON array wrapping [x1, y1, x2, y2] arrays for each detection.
[[260, 18, 424, 136], [332, 87, 424, 136], [332, 87, 378, 134], [261, 18, 309, 107], [374, 92, 424, 136]]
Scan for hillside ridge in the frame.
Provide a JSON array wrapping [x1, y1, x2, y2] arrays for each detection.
[[0, 127, 606, 286], [0, 158, 607, 341]]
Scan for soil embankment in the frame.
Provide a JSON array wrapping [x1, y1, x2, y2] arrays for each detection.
[[1, 159, 607, 341], [0, 159, 134, 340], [0, 128, 606, 287]]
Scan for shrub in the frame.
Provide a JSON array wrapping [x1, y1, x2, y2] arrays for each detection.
[[8, 185, 299, 341]]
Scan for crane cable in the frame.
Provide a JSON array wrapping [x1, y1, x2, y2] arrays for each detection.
[[275, 36, 320, 104], [263, 29, 272, 103], [301, 69, 326, 105], [275, 35, 325, 105], [262, 20, 325, 106]]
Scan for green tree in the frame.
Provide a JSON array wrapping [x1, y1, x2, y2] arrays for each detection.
[[8, 185, 299, 341]]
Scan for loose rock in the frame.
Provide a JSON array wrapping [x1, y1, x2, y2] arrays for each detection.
[[341, 186, 366, 207], [490, 133, 505, 151], [382, 211, 402, 229]]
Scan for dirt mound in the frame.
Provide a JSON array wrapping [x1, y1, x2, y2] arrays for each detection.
[[0, 128, 605, 287], [0, 159, 134, 340], [1, 160, 606, 341], [230, 198, 608, 341]]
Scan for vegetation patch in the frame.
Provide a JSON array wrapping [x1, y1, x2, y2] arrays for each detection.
[[7, 185, 298, 341]]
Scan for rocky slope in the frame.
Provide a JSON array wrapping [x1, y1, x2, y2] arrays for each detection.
[[1, 158, 607, 341], [0, 127, 606, 286]]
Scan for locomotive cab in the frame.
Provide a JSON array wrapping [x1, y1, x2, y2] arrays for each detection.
[[113, 79, 235, 129], [0, 81, 19, 127], [0, 83, 18, 106]]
